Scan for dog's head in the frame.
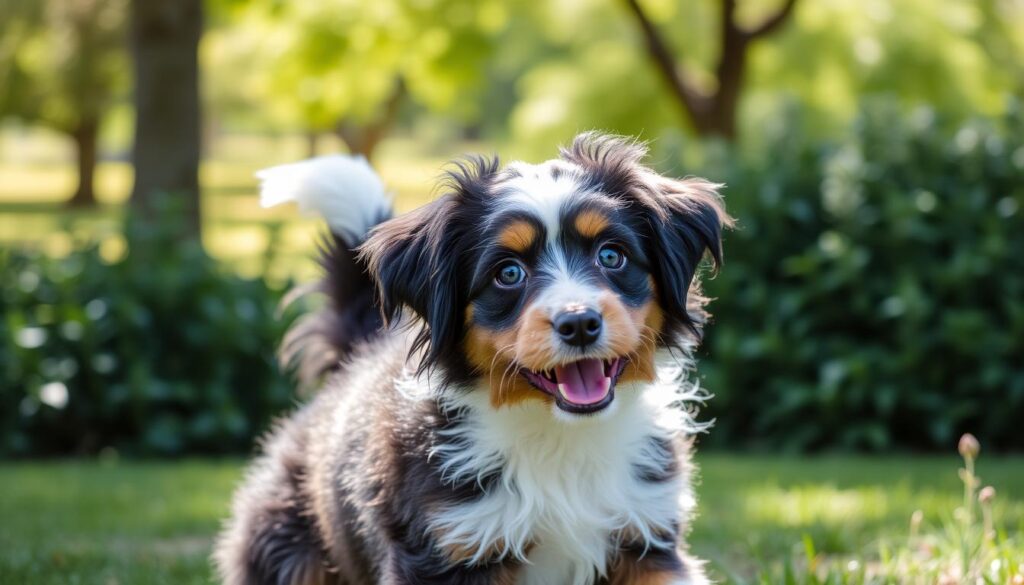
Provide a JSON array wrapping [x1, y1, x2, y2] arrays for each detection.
[[361, 133, 732, 418]]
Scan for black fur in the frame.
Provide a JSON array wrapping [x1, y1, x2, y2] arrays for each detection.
[[279, 213, 392, 386], [316, 232, 387, 357], [359, 156, 501, 382]]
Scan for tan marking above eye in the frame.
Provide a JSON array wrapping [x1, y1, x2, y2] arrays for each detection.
[[497, 220, 537, 253], [574, 209, 610, 239]]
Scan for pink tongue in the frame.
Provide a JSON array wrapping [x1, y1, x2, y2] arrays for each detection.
[[555, 359, 610, 405]]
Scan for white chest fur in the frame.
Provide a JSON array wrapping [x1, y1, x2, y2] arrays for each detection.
[[427, 370, 703, 585]]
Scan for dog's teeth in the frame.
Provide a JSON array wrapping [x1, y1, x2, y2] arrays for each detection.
[[557, 383, 567, 397]]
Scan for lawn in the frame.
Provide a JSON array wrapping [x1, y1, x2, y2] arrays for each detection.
[[2, 454, 1022, 584], [0, 133, 461, 281]]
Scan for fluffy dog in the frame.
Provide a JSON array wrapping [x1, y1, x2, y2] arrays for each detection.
[[214, 133, 732, 585]]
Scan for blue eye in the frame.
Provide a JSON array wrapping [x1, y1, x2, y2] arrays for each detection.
[[597, 245, 626, 269], [496, 262, 526, 286]]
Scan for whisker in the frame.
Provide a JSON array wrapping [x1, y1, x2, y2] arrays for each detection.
[[487, 342, 518, 396]]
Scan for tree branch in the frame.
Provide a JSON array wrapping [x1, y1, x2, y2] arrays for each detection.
[[622, 0, 710, 119], [744, 0, 799, 39], [335, 76, 406, 162]]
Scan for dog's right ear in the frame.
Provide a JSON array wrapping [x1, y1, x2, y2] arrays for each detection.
[[359, 195, 461, 366], [358, 155, 499, 371]]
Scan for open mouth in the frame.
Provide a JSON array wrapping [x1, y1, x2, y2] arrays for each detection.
[[521, 358, 627, 414]]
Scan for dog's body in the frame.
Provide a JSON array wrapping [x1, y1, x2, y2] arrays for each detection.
[[215, 134, 731, 585]]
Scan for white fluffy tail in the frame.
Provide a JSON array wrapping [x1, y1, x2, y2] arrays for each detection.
[[257, 154, 392, 246]]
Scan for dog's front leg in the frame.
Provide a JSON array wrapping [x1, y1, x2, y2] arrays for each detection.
[[381, 542, 520, 585], [606, 545, 709, 585]]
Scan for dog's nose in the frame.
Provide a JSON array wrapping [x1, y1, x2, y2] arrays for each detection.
[[553, 308, 603, 347]]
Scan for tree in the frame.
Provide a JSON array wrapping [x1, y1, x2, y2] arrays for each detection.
[[205, 0, 503, 162], [129, 0, 202, 237], [335, 77, 406, 162], [624, 0, 799, 140], [507, 0, 1023, 156], [0, 0, 127, 206]]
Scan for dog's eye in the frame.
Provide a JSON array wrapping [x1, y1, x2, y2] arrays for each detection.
[[495, 261, 526, 287], [597, 245, 626, 270]]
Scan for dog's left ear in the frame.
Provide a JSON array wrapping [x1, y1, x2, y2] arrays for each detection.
[[561, 132, 733, 338], [643, 174, 733, 337]]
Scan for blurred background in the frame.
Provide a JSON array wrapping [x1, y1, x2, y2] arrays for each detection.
[[2, 0, 1023, 582]]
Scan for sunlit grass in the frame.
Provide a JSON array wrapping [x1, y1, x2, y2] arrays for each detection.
[[744, 484, 892, 528], [1, 454, 1022, 584], [0, 134, 458, 281], [687, 453, 1024, 583], [0, 460, 239, 585]]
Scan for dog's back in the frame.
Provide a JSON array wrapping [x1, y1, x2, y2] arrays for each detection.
[[215, 156, 399, 585]]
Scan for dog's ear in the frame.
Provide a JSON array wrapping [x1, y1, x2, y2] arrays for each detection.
[[644, 175, 732, 339], [360, 196, 462, 369], [359, 156, 498, 371], [561, 132, 732, 340]]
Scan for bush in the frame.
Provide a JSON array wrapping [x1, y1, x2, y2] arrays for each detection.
[[0, 217, 297, 457], [4, 101, 1021, 455], [691, 99, 1024, 452]]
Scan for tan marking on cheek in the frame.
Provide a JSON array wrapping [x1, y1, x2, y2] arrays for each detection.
[[511, 304, 560, 373], [599, 292, 643, 358], [599, 284, 661, 385], [574, 209, 610, 239], [621, 300, 661, 383], [464, 307, 552, 408], [497, 220, 537, 253]]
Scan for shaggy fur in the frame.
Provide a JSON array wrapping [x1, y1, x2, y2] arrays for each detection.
[[215, 133, 732, 585]]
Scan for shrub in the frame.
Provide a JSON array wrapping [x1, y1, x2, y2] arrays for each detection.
[[689, 99, 1024, 451], [4, 100, 1022, 455], [0, 216, 297, 457]]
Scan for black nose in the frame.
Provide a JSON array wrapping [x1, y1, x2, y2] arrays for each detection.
[[553, 308, 603, 347]]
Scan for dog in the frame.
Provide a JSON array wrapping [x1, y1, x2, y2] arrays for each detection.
[[214, 133, 732, 585]]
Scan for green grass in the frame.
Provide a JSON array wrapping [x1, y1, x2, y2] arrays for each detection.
[[0, 134, 464, 281], [1, 455, 1021, 584]]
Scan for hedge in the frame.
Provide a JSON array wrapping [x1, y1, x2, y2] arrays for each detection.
[[693, 99, 1024, 451], [2, 100, 1022, 455], [0, 217, 296, 456]]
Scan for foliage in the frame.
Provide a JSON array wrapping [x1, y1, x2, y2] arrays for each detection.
[[693, 99, 1024, 452], [0, 0, 127, 132], [204, 0, 505, 135], [507, 0, 1024, 154], [0, 214, 297, 457]]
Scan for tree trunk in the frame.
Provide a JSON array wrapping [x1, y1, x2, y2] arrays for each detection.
[[67, 118, 99, 207], [305, 131, 319, 158], [128, 0, 203, 238], [623, 0, 799, 141], [705, 0, 749, 140]]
